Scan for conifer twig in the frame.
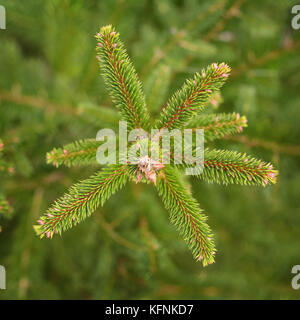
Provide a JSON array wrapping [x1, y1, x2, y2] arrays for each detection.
[[46, 139, 104, 168], [157, 63, 231, 130], [199, 149, 278, 186], [95, 25, 150, 130], [156, 167, 216, 266], [34, 165, 130, 238], [187, 112, 248, 142]]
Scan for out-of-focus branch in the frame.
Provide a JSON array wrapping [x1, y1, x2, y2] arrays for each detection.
[[141, 0, 225, 76], [0, 90, 114, 118], [181, 0, 245, 72], [139, 216, 157, 273], [5, 171, 68, 191], [96, 215, 144, 252], [231, 40, 300, 77], [18, 187, 44, 299], [225, 135, 300, 156], [0, 90, 119, 131], [0, 90, 76, 116], [204, 0, 244, 41]]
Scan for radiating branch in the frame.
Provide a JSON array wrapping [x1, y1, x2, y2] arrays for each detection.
[[156, 167, 216, 266]]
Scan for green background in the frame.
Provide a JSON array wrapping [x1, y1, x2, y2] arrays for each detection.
[[0, 0, 300, 299]]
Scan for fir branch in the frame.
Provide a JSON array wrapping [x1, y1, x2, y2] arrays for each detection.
[[156, 167, 216, 266], [34, 25, 280, 267], [34, 165, 130, 238], [47, 137, 139, 168], [95, 25, 150, 130], [187, 112, 248, 142], [182, 148, 278, 186], [46, 139, 103, 168], [156, 62, 231, 130]]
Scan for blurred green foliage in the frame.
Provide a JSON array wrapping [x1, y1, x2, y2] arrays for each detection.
[[0, 0, 300, 299]]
